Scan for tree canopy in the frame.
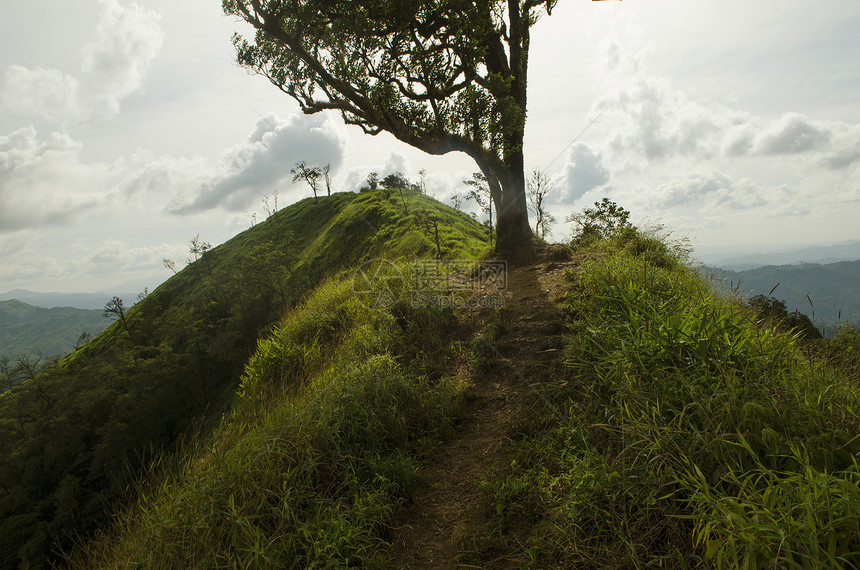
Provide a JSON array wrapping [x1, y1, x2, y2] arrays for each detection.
[[224, 0, 561, 255]]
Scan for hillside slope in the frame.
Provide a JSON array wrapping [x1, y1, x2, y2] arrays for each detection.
[[0, 189, 489, 569], [0, 299, 107, 358], [74, 226, 860, 568], [710, 259, 860, 326]]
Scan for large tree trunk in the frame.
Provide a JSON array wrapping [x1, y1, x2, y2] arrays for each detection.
[[492, 2, 534, 262], [495, 183, 532, 261], [494, 148, 534, 262]]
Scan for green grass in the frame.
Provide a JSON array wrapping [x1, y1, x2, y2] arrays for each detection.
[[16, 193, 860, 568], [465, 229, 860, 568], [72, 265, 469, 568], [0, 189, 489, 569]]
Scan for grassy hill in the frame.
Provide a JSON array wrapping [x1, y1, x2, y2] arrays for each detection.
[[69, 215, 860, 567], [0, 189, 490, 569], [0, 299, 107, 358], [3, 191, 859, 568]]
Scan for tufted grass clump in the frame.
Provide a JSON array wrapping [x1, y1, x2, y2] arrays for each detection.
[[75, 268, 466, 569], [467, 224, 860, 568]]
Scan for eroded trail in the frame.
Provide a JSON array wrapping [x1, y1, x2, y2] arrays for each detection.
[[386, 249, 582, 568]]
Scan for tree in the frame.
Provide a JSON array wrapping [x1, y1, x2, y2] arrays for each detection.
[[1, 355, 23, 393], [567, 198, 632, 246], [527, 168, 556, 240], [418, 169, 428, 195], [464, 172, 494, 244], [103, 296, 129, 332], [291, 161, 323, 203], [189, 234, 212, 262], [262, 189, 280, 217], [381, 171, 412, 215], [0, 353, 47, 394], [381, 172, 411, 190], [746, 294, 822, 341], [365, 171, 379, 191], [75, 332, 92, 350], [188, 234, 213, 274], [450, 190, 464, 211], [414, 210, 444, 260], [225, 0, 564, 257], [322, 164, 332, 196]]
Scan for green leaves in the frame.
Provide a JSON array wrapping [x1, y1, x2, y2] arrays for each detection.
[[568, 197, 634, 247], [226, 1, 550, 162]]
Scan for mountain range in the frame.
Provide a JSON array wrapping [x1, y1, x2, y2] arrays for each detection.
[[707, 258, 860, 328], [0, 300, 107, 358], [697, 239, 860, 271], [0, 277, 158, 311]]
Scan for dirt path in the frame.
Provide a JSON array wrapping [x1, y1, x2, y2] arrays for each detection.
[[386, 248, 582, 568]]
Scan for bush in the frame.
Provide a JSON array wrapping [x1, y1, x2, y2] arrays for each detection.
[[568, 197, 634, 247], [466, 224, 860, 568]]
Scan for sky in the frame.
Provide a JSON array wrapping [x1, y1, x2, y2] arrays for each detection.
[[1, 0, 859, 294]]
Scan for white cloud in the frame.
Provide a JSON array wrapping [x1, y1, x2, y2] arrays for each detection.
[[0, 110, 350, 235], [591, 39, 858, 167], [167, 111, 348, 214], [644, 172, 765, 211], [0, 127, 103, 231], [591, 40, 743, 163], [559, 143, 609, 202], [80, 0, 164, 118], [339, 150, 413, 192], [0, 0, 163, 124], [751, 113, 832, 156], [0, 65, 80, 124], [0, 230, 184, 293], [120, 151, 210, 201], [84, 239, 177, 273], [341, 166, 374, 193], [424, 170, 461, 200], [381, 150, 411, 178], [824, 145, 860, 170]]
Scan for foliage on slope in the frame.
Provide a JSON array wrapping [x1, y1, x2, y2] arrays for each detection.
[[712, 259, 860, 329], [75, 265, 467, 568], [0, 299, 107, 359], [0, 189, 488, 569], [467, 225, 860, 568]]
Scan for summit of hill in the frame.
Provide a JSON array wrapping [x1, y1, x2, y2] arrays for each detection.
[[1, 192, 859, 569]]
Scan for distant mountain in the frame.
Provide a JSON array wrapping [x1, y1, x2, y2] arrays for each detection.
[[698, 240, 860, 271], [0, 299, 108, 357], [0, 277, 162, 311], [708, 259, 860, 326]]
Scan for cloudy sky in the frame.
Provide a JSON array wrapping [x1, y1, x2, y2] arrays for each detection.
[[2, 0, 859, 293]]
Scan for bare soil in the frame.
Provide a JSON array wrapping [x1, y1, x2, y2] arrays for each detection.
[[385, 246, 583, 568]]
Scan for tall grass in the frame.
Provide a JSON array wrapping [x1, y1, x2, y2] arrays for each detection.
[[468, 230, 860, 568], [75, 270, 466, 568]]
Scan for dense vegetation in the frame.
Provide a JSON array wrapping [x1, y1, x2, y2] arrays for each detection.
[[711, 259, 860, 330], [3, 189, 859, 567], [0, 300, 106, 359], [0, 189, 489, 569], [75, 268, 467, 567], [466, 215, 860, 567]]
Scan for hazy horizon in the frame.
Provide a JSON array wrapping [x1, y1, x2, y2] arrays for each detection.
[[2, 237, 858, 300]]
